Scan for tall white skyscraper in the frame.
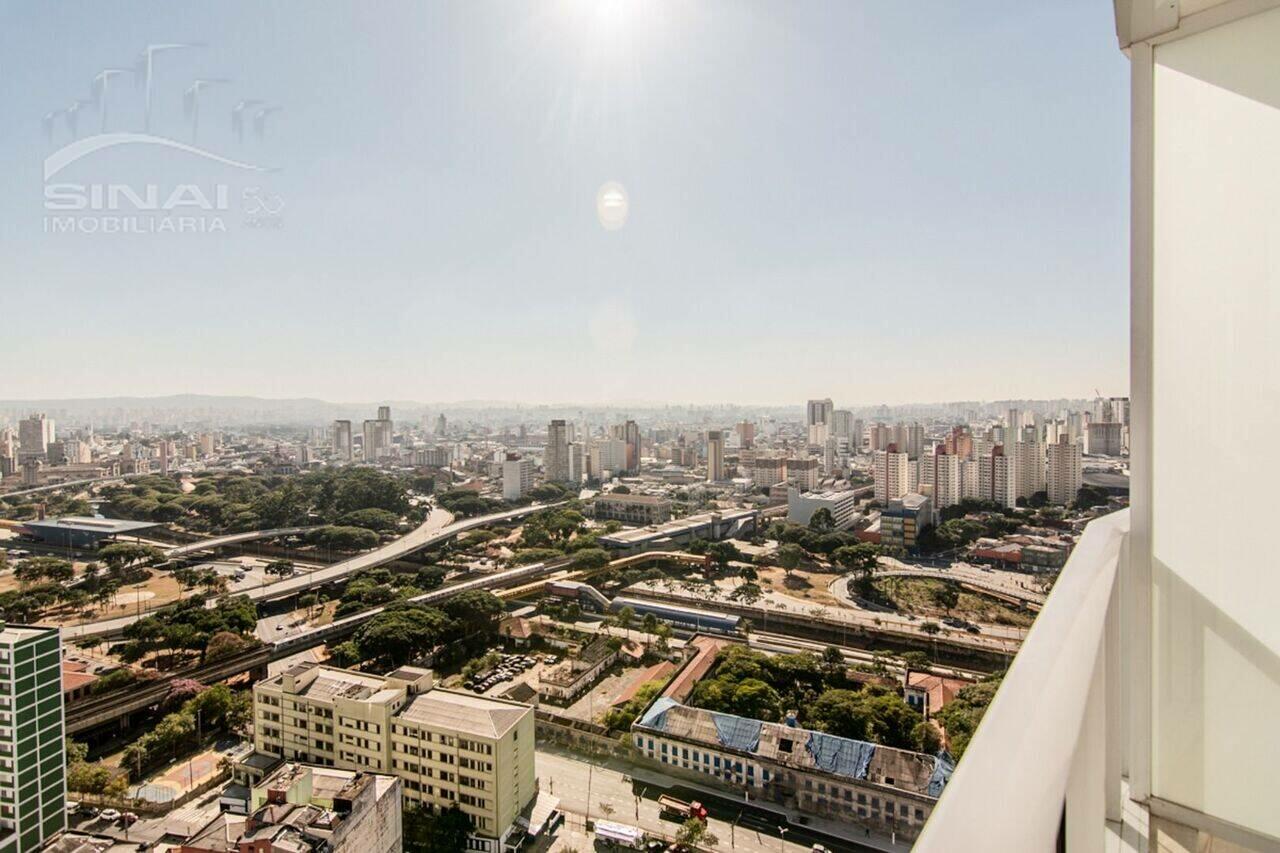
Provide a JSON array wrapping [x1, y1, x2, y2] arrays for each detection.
[[502, 454, 534, 500], [1046, 434, 1083, 506]]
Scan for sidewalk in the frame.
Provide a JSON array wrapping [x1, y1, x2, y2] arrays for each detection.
[[536, 745, 913, 853]]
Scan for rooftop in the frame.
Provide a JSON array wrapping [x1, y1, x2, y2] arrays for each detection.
[[398, 688, 530, 739], [23, 516, 159, 534], [637, 697, 952, 799]]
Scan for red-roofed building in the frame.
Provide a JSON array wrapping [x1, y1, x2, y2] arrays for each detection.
[[61, 660, 98, 702], [661, 635, 730, 703]]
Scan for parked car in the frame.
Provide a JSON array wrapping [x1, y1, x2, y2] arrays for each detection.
[[99, 809, 121, 822], [65, 801, 80, 814], [121, 812, 139, 826]]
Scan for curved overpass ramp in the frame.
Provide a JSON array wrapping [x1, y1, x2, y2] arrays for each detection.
[[63, 501, 561, 641], [871, 566, 1046, 609], [165, 525, 319, 557]]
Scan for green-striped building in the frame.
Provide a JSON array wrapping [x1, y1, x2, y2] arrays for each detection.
[[0, 623, 65, 853]]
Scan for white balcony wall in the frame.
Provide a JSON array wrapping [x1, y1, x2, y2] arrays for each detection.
[[1150, 5, 1280, 839]]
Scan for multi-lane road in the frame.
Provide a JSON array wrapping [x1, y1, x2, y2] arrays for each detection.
[[63, 502, 562, 640]]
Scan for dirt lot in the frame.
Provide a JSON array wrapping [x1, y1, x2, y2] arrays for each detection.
[[755, 565, 845, 606], [873, 576, 1036, 628]]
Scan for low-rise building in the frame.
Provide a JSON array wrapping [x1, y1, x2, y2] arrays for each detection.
[[598, 508, 758, 553], [786, 488, 859, 529], [537, 636, 618, 702], [593, 493, 672, 526], [631, 697, 951, 840], [880, 493, 932, 552], [252, 663, 536, 853], [184, 763, 401, 853], [390, 690, 536, 849]]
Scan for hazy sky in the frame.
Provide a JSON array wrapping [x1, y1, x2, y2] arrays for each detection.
[[0, 2, 1130, 406]]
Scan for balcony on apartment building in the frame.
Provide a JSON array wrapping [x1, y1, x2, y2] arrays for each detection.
[[916, 2, 1280, 851]]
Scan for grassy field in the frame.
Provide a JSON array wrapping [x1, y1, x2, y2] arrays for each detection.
[[874, 576, 1035, 628]]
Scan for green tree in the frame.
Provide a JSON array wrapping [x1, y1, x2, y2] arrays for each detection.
[[441, 590, 503, 636], [808, 507, 836, 533], [569, 547, 610, 571], [776, 543, 805, 577], [934, 673, 1004, 758], [339, 507, 401, 532], [355, 603, 452, 666], [14, 557, 74, 585], [930, 582, 961, 614], [675, 818, 718, 850]]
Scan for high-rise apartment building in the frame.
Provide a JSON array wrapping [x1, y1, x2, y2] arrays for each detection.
[[253, 663, 534, 853], [868, 423, 892, 453], [785, 457, 820, 492], [806, 398, 834, 428], [333, 420, 353, 461], [750, 455, 787, 488], [16, 415, 49, 463], [705, 430, 725, 482], [919, 446, 961, 510], [1046, 434, 1083, 506], [544, 420, 570, 483], [734, 421, 756, 449], [831, 409, 854, 439], [611, 420, 641, 474], [434, 414, 447, 437], [502, 454, 533, 501], [0, 622, 66, 853], [568, 441, 585, 484], [1087, 422, 1124, 457], [377, 406, 391, 423], [905, 423, 926, 460], [873, 445, 909, 503], [960, 458, 982, 500], [590, 438, 627, 478], [362, 417, 393, 462], [978, 445, 1018, 509], [1015, 438, 1046, 499]]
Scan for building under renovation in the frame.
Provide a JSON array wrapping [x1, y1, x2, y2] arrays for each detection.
[[631, 697, 952, 840]]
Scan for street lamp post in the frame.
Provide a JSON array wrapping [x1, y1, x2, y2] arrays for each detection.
[[779, 825, 788, 852]]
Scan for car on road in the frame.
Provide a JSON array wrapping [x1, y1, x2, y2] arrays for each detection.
[[99, 808, 121, 823]]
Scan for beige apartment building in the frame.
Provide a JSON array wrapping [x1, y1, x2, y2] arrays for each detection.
[[252, 663, 535, 853], [390, 690, 536, 848]]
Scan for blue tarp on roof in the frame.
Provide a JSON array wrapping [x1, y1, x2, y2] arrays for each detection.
[[927, 751, 955, 797], [711, 712, 762, 752], [638, 697, 679, 729], [806, 731, 875, 780]]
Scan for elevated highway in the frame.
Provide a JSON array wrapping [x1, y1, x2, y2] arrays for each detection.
[[65, 556, 570, 735], [163, 526, 320, 558], [62, 501, 562, 641]]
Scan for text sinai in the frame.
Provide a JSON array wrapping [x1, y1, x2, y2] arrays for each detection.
[[44, 184, 230, 210]]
